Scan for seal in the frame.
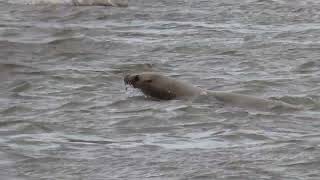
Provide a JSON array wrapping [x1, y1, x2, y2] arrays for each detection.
[[15, 0, 128, 7], [124, 72, 302, 111]]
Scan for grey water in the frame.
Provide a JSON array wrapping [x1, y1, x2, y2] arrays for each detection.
[[1, 0, 320, 179]]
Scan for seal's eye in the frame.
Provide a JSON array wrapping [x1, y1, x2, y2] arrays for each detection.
[[134, 75, 140, 82], [145, 79, 152, 83]]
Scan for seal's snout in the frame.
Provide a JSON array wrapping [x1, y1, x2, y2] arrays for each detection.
[[124, 74, 135, 85], [124, 74, 130, 85], [124, 74, 141, 89]]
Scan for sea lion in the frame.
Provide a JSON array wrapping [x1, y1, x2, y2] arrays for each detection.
[[124, 72, 302, 111], [10, 0, 128, 7]]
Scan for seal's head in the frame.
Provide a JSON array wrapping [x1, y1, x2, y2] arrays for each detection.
[[124, 72, 203, 100], [124, 72, 176, 100]]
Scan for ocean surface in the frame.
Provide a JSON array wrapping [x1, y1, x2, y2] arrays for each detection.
[[1, 0, 320, 179]]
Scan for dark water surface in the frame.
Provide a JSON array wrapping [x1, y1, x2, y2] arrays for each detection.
[[1, 0, 320, 179]]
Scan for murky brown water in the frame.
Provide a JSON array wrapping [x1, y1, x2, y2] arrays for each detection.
[[1, 0, 320, 179]]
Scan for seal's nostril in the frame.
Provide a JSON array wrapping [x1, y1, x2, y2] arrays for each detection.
[[124, 74, 130, 84], [134, 75, 139, 82]]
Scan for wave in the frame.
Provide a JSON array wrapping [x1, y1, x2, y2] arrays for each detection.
[[7, 0, 128, 7]]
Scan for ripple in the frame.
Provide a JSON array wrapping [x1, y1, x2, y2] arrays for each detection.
[[274, 95, 318, 110], [293, 61, 320, 74], [1, 106, 32, 115], [280, 160, 320, 168], [57, 101, 90, 110], [218, 130, 272, 142], [8, 81, 32, 93], [0, 63, 31, 70], [63, 134, 115, 145]]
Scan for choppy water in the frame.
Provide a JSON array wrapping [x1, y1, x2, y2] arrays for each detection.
[[1, 0, 320, 179]]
